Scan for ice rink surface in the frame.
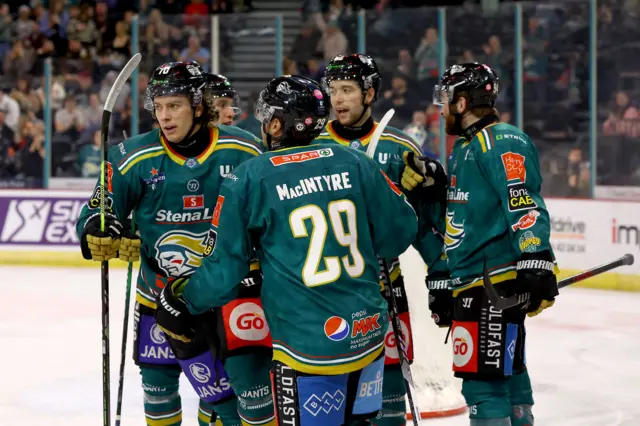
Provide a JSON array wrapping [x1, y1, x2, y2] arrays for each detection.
[[1, 266, 639, 426]]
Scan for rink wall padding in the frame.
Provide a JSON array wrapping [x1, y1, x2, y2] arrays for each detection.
[[0, 191, 639, 290]]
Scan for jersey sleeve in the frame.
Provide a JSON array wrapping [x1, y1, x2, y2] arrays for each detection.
[[412, 196, 448, 275], [183, 163, 258, 314], [362, 157, 418, 260], [476, 132, 552, 256], [75, 145, 141, 237]]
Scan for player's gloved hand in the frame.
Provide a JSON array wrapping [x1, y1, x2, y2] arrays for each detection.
[[155, 277, 195, 343], [238, 263, 264, 298], [401, 152, 447, 196], [119, 227, 141, 263], [80, 213, 123, 261], [426, 274, 453, 327], [515, 251, 559, 317]]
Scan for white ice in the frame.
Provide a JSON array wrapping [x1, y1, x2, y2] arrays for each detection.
[[0, 266, 639, 426]]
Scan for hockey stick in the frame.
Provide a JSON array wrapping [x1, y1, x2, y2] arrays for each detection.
[[115, 131, 136, 426], [365, 108, 394, 158], [100, 53, 142, 426], [366, 108, 422, 425], [482, 253, 635, 310]]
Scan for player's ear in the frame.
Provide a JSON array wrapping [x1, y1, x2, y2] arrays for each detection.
[[456, 96, 467, 114], [268, 117, 283, 137], [364, 87, 375, 105], [194, 103, 203, 118]]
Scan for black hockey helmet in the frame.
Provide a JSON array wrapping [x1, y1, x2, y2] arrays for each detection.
[[433, 62, 499, 109], [255, 75, 330, 150], [204, 73, 241, 114], [144, 61, 206, 112], [322, 54, 381, 101]]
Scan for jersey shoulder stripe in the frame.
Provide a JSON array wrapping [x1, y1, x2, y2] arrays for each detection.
[[216, 138, 263, 156], [474, 122, 501, 153], [116, 130, 165, 175], [380, 126, 421, 154]]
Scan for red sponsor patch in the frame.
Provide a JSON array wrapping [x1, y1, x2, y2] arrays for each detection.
[[451, 321, 478, 373], [351, 313, 381, 338], [384, 311, 414, 365], [183, 194, 204, 210], [211, 195, 225, 227], [511, 210, 540, 232], [381, 170, 402, 196], [106, 162, 113, 193], [501, 152, 526, 183], [450, 175, 457, 187], [269, 148, 333, 166]]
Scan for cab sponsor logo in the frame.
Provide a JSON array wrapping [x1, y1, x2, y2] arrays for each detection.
[[270, 148, 334, 166], [507, 183, 537, 212], [511, 210, 540, 231], [501, 152, 526, 183]]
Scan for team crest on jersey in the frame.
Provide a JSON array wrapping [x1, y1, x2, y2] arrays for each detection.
[[444, 210, 465, 253], [350, 140, 360, 148], [154, 230, 208, 277]]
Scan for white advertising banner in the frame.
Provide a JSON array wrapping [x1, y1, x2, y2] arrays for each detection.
[[546, 198, 640, 275]]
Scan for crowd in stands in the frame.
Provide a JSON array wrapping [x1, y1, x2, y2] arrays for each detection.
[[0, 0, 638, 197]]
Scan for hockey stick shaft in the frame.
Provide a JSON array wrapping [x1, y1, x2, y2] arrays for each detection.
[[378, 258, 422, 425], [483, 253, 635, 310], [100, 53, 142, 426], [115, 131, 135, 426], [366, 108, 421, 424]]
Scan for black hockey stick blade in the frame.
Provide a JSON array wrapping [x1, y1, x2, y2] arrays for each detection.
[[483, 253, 635, 310]]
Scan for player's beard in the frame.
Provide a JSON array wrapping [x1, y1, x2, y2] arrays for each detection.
[[445, 113, 459, 136]]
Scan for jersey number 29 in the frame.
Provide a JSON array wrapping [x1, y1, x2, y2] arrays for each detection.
[[289, 200, 364, 287]]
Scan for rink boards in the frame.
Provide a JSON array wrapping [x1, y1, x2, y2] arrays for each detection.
[[0, 189, 638, 292]]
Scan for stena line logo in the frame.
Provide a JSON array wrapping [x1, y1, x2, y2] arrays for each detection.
[[612, 218, 640, 248]]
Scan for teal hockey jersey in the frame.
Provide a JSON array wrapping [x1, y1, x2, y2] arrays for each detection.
[[75, 125, 263, 308]]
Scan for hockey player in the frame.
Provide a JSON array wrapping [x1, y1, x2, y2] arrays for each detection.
[[316, 54, 446, 426], [153, 75, 419, 426], [76, 61, 274, 426], [401, 62, 559, 426], [205, 73, 241, 126]]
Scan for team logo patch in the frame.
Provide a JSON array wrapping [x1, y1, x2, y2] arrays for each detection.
[[269, 148, 334, 166], [444, 210, 465, 253], [154, 230, 208, 277], [324, 316, 350, 341], [519, 231, 541, 253]]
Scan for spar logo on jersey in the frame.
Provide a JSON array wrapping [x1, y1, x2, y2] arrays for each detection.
[[444, 210, 465, 253], [324, 316, 350, 341], [154, 230, 208, 277], [269, 148, 334, 166]]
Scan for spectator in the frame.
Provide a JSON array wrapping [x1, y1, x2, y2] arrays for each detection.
[[396, 49, 412, 77], [3, 39, 36, 83], [77, 130, 102, 178], [54, 96, 86, 138], [317, 21, 347, 61], [603, 91, 640, 137], [67, 4, 99, 52], [377, 75, 418, 124], [179, 35, 211, 72], [0, 90, 20, 133], [14, 5, 34, 41], [0, 108, 17, 178], [83, 93, 103, 131], [304, 56, 325, 82], [414, 27, 439, 83], [0, 3, 13, 64], [289, 23, 322, 68], [566, 147, 590, 197], [16, 119, 45, 180], [9, 78, 36, 114]]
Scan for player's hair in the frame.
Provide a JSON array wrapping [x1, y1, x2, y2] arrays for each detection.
[[202, 91, 221, 127], [454, 91, 500, 119]]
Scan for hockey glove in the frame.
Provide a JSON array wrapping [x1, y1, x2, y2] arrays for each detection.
[[237, 263, 264, 298], [515, 251, 559, 317], [155, 277, 195, 343], [401, 152, 447, 199], [80, 213, 123, 261], [119, 227, 141, 263], [426, 274, 453, 327]]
